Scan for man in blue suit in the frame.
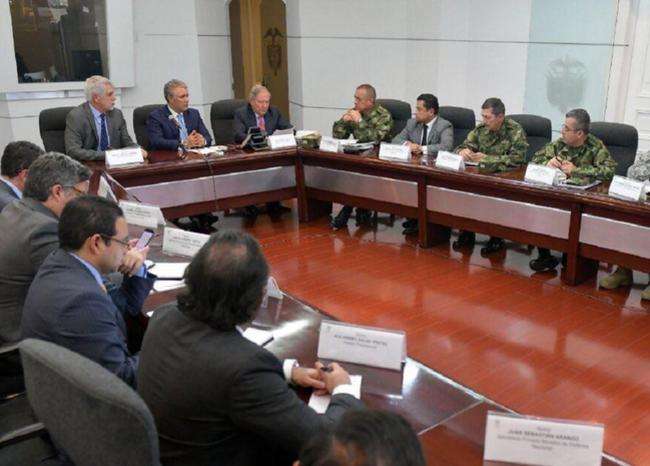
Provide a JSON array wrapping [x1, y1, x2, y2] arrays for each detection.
[[233, 84, 291, 144], [146, 79, 212, 151], [21, 196, 155, 388]]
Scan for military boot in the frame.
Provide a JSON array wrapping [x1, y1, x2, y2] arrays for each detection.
[[599, 267, 633, 290]]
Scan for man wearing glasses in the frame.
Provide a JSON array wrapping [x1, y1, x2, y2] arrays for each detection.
[[22, 196, 154, 388], [0, 153, 91, 345], [529, 108, 616, 272]]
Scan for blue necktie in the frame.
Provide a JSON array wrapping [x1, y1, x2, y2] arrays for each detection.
[[99, 114, 109, 151], [178, 113, 189, 141]]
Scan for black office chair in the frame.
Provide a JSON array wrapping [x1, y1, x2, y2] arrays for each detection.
[[39, 107, 75, 153], [133, 104, 162, 151], [438, 106, 476, 149], [210, 99, 247, 145], [509, 114, 552, 162], [590, 122, 639, 176], [376, 99, 412, 140]]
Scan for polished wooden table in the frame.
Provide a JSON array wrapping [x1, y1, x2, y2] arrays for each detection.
[[87, 146, 650, 289]]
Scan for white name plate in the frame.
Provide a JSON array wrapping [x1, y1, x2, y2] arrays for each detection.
[[378, 143, 411, 162], [435, 151, 465, 171], [484, 411, 604, 466], [608, 175, 647, 202], [98, 175, 117, 202], [524, 163, 563, 186], [119, 201, 165, 229], [268, 133, 297, 149], [319, 136, 341, 153], [105, 148, 144, 168], [162, 227, 210, 257], [317, 320, 406, 371]]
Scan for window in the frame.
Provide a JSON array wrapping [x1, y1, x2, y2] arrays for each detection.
[[9, 0, 107, 83]]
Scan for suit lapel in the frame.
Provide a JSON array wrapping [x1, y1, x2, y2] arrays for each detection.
[[164, 106, 180, 138], [83, 102, 99, 144]]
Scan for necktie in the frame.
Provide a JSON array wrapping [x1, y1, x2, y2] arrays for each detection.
[[257, 115, 266, 132], [99, 114, 109, 151], [178, 113, 189, 141], [421, 124, 428, 146]]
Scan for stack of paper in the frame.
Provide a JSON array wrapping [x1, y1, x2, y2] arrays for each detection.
[[242, 327, 274, 346]]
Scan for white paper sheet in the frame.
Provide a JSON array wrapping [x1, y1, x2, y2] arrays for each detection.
[[308, 375, 362, 414], [242, 327, 274, 346], [149, 262, 189, 279]]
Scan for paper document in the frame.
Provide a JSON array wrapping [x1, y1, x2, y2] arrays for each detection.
[[308, 375, 362, 414], [295, 130, 318, 138], [274, 127, 295, 136], [242, 327, 274, 346], [191, 146, 225, 156], [558, 180, 601, 190], [149, 262, 189, 280], [152, 280, 185, 292]]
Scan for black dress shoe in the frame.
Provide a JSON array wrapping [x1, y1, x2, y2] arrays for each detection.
[[452, 231, 476, 250], [530, 254, 560, 272], [355, 208, 372, 226], [243, 205, 260, 219], [402, 220, 419, 235], [480, 237, 505, 256], [331, 206, 353, 230], [402, 218, 417, 229]]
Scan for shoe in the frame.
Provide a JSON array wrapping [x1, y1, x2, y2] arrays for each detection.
[[355, 208, 372, 227], [243, 205, 260, 219], [402, 220, 418, 236], [452, 231, 475, 250], [331, 206, 353, 230], [480, 237, 505, 256], [599, 267, 633, 290], [641, 283, 650, 301], [529, 254, 560, 272], [402, 218, 417, 229]]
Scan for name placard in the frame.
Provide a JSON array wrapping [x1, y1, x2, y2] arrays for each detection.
[[524, 163, 562, 186], [268, 133, 297, 149], [484, 411, 604, 466], [435, 151, 465, 171], [608, 175, 647, 202], [317, 320, 406, 371], [162, 227, 210, 257], [119, 201, 165, 229], [97, 175, 117, 202], [378, 143, 411, 162], [105, 148, 144, 168], [319, 136, 341, 153]]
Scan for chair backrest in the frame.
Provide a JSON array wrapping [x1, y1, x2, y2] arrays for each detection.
[[210, 98, 247, 145], [133, 104, 162, 151], [508, 114, 552, 162], [589, 122, 639, 176], [20, 339, 160, 466], [438, 106, 476, 149], [39, 107, 75, 153], [375, 99, 412, 140]]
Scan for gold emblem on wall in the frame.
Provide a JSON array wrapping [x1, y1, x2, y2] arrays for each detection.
[[264, 27, 283, 76]]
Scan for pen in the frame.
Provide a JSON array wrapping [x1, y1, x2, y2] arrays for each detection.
[[320, 365, 333, 372]]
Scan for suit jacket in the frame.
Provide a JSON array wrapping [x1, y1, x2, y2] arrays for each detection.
[[64, 102, 138, 161], [0, 198, 59, 344], [0, 180, 19, 213], [146, 106, 212, 151], [21, 249, 154, 388], [233, 103, 291, 144], [137, 304, 363, 466], [392, 116, 454, 154]]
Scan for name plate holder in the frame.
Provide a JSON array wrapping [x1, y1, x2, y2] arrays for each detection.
[[378, 143, 411, 162], [317, 320, 406, 371], [484, 411, 604, 466], [97, 175, 117, 202], [105, 148, 144, 168], [319, 136, 341, 153], [435, 150, 465, 171], [608, 175, 647, 202], [119, 201, 165, 229], [524, 163, 564, 186], [162, 227, 210, 257], [268, 133, 297, 149]]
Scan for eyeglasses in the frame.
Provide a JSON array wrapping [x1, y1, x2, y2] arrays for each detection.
[[62, 185, 87, 197], [99, 234, 131, 248]]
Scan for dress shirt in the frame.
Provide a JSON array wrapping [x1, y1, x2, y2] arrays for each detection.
[[167, 105, 190, 141], [0, 177, 21, 199], [90, 104, 110, 149]]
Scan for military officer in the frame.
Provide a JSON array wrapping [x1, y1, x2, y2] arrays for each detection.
[[331, 84, 393, 229], [599, 150, 649, 299], [529, 108, 617, 272], [453, 97, 528, 254]]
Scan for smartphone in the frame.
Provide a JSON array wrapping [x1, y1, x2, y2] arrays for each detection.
[[135, 229, 155, 250]]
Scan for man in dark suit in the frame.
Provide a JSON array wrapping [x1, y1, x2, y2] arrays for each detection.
[[64, 75, 146, 161], [0, 141, 44, 212], [22, 196, 155, 388], [0, 153, 91, 344], [146, 79, 212, 151], [138, 230, 363, 466], [392, 94, 453, 235]]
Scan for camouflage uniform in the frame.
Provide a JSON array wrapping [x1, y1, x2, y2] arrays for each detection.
[[332, 105, 393, 143], [455, 118, 528, 173], [627, 150, 650, 181], [531, 133, 616, 185]]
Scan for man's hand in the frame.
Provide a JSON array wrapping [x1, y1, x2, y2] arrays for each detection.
[[316, 361, 351, 394], [458, 148, 474, 161], [407, 142, 422, 154], [470, 152, 487, 163], [560, 160, 576, 175], [141, 149, 149, 160], [186, 131, 206, 148], [341, 110, 355, 122], [547, 157, 562, 169], [291, 365, 326, 390], [118, 241, 149, 276], [347, 110, 362, 123]]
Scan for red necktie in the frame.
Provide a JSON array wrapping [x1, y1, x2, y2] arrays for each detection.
[[257, 115, 266, 131]]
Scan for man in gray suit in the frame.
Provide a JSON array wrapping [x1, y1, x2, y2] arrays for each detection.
[[64, 75, 146, 161], [392, 94, 453, 235], [0, 153, 91, 343], [0, 141, 44, 212]]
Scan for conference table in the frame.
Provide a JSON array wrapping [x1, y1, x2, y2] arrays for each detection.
[[87, 145, 650, 287]]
